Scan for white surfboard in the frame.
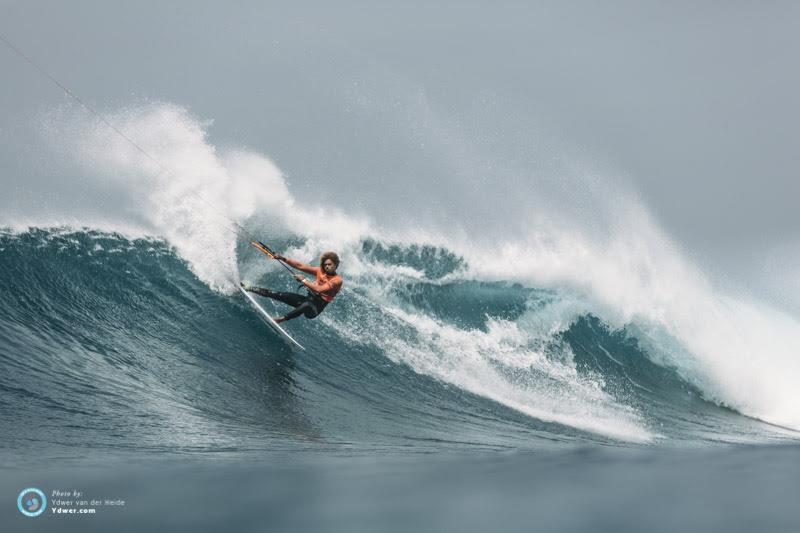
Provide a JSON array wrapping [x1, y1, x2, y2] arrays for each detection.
[[238, 285, 305, 351]]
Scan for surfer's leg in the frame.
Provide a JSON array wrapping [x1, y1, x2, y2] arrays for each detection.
[[248, 288, 306, 307], [278, 301, 318, 322]]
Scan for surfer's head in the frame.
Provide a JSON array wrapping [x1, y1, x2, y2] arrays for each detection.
[[320, 251, 340, 275]]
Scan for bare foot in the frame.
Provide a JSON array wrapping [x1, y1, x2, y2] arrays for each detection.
[[274, 316, 286, 324]]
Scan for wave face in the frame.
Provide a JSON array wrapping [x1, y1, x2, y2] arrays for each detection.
[[0, 227, 795, 459]]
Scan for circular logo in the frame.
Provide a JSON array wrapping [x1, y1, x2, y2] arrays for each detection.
[[17, 488, 47, 517]]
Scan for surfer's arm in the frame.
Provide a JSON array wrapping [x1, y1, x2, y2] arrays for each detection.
[[280, 257, 318, 275]]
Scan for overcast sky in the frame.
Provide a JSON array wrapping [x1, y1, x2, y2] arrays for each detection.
[[2, 1, 798, 308]]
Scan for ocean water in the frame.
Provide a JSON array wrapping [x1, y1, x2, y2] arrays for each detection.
[[2, 228, 799, 532], [2, 104, 799, 531]]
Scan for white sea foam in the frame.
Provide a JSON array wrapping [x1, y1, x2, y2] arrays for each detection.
[[324, 294, 652, 442], [36, 103, 297, 292], [447, 204, 800, 431]]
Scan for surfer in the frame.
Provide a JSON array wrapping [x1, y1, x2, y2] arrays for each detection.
[[241, 252, 343, 323]]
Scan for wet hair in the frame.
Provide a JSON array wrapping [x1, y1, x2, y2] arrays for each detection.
[[320, 251, 340, 269]]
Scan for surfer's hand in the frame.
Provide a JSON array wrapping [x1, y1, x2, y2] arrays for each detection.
[[275, 254, 285, 261], [294, 274, 305, 283]]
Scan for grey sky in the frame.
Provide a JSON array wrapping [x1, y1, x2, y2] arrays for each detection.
[[1, 1, 798, 308]]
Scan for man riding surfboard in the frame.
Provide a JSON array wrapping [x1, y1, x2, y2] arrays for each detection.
[[242, 251, 343, 323]]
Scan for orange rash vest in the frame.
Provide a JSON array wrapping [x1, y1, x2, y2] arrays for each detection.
[[284, 258, 343, 302], [307, 267, 342, 303]]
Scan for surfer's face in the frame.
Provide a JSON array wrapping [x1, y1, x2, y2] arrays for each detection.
[[322, 259, 337, 275]]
